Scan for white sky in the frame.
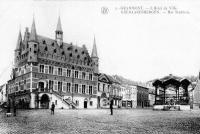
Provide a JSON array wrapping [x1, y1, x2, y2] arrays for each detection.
[[0, 0, 200, 85]]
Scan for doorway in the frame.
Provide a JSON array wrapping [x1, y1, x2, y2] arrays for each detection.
[[40, 94, 50, 109], [84, 101, 87, 109]]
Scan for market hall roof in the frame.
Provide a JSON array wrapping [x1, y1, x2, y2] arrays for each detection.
[[152, 74, 191, 87]]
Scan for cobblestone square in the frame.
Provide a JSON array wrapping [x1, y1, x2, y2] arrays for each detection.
[[1, 109, 200, 134]]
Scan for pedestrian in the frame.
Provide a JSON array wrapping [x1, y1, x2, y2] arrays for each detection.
[[110, 99, 113, 115], [51, 102, 55, 115], [13, 102, 16, 116]]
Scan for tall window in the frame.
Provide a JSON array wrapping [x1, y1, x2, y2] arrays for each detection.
[[75, 71, 79, 78], [39, 65, 44, 73], [75, 84, 78, 93], [49, 80, 54, 90], [58, 68, 62, 76], [103, 84, 105, 92], [49, 66, 54, 74], [98, 83, 100, 91], [82, 85, 86, 94], [67, 69, 71, 77], [82, 72, 86, 79], [67, 83, 71, 92], [89, 74, 93, 80], [58, 81, 62, 91], [89, 86, 93, 95]]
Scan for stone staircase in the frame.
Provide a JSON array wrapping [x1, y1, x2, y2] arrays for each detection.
[[52, 91, 77, 109]]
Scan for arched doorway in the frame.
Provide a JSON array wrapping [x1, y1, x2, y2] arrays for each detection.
[[40, 94, 50, 109]]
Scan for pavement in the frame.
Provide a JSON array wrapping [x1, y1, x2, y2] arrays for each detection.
[[0, 109, 200, 134]]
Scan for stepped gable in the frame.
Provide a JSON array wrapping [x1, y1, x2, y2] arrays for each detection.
[[37, 35, 91, 62]]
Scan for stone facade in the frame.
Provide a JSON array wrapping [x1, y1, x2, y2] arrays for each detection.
[[121, 85, 137, 108], [97, 73, 122, 108], [136, 85, 149, 108], [0, 84, 7, 106], [7, 17, 99, 109]]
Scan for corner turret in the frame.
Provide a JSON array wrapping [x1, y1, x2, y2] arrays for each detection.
[[28, 17, 38, 63], [91, 36, 99, 73]]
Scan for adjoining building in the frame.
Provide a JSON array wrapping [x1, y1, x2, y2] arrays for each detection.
[[152, 74, 191, 110], [0, 84, 7, 107], [121, 85, 137, 108], [136, 85, 149, 108], [7, 16, 99, 109], [97, 73, 122, 108]]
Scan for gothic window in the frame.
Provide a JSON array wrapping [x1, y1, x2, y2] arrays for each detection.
[[67, 83, 71, 92], [75, 71, 79, 78], [34, 50, 37, 54], [75, 84, 78, 93], [30, 48, 31, 52], [58, 68, 62, 76], [89, 74, 93, 81], [34, 44, 37, 48], [89, 86, 93, 95], [82, 85, 86, 94], [49, 66, 54, 74], [103, 84, 105, 92], [67, 69, 71, 77], [39, 65, 44, 73], [52, 42, 54, 46], [82, 72, 86, 79], [82, 51, 84, 55]]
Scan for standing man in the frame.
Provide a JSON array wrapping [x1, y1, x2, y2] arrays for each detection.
[[13, 101, 16, 116], [51, 102, 55, 115], [110, 98, 113, 115]]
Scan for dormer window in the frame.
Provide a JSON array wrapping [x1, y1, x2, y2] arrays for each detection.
[[45, 46, 48, 51], [62, 51, 65, 55], [43, 40, 46, 44], [54, 49, 57, 53]]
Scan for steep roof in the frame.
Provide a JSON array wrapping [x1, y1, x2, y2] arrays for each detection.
[[56, 16, 62, 32], [16, 30, 22, 50], [91, 36, 98, 58], [36, 35, 92, 62], [29, 18, 38, 41]]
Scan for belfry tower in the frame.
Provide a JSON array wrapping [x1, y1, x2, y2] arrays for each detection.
[[91, 36, 99, 73], [55, 16, 63, 46]]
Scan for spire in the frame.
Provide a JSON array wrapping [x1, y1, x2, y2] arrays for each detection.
[[16, 29, 22, 50], [56, 16, 62, 32], [91, 36, 98, 58], [29, 17, 38, 41]]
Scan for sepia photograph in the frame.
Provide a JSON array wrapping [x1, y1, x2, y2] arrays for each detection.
[[0, 0, 200, 133]]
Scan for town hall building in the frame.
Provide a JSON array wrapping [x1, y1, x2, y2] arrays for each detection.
[[7, 16, 99, 109]]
